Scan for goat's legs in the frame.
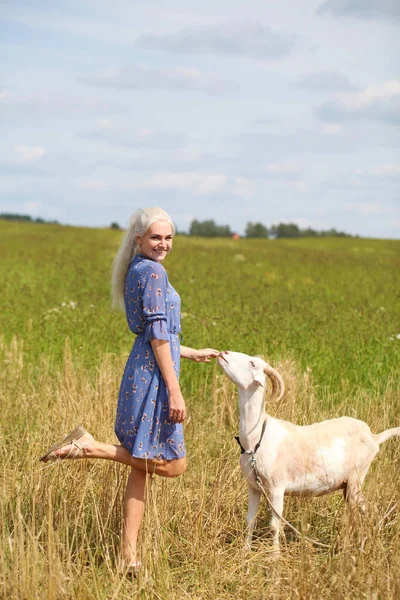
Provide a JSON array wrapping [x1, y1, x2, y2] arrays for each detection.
[[344, 455, 376, 518], [269, 488, 285, 555], [341, 474, 369, 552], [344, 475, 367, 528], [245, 486, 262, 549]]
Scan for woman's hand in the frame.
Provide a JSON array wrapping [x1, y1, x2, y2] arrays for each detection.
[[168, 388, 187, 423], [191, 348, 220, 363]]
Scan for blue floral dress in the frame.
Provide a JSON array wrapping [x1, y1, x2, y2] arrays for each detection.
[[114, 254, 186, 460]]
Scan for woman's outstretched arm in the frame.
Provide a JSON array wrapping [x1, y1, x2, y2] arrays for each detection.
[[180, 346, 220, 362]]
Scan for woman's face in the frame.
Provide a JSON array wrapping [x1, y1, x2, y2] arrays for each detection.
[[137, 221, 173, 262]]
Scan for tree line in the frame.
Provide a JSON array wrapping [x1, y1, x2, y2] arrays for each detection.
[[0, 213, 59, 225], [1, 213, 122, 229], [1, 213, 353, 238], [187, 219, 353, 238]]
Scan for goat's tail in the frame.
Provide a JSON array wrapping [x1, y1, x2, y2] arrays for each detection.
[[374, 426, 400, 445]]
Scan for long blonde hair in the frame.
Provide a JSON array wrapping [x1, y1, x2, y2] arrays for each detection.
[[111, 207, 176, 310]]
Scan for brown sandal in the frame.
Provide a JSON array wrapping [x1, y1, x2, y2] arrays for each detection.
[[117, 559, 142, 576], [39, 425, 93, 462]]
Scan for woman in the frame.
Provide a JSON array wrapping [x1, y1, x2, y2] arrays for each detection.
[[40, 207, 220, 572]]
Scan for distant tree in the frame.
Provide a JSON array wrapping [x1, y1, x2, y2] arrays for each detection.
[[245, 221, 269, 238], [269, 225, 277, 238], [275, 223, 300, 238], [189, 219, 202, 236], [318, 228, 349, 238], [110, 222, 121, 230], [215, 224, 232, 237], [189, 219, 231, 237], [269, 222, 353, 239], [200, 220, 216, 237], [0, 213, 59, 225], [0, 213, 33, 222], [187, 217, 354, 240], [301, 227, 318, 237]]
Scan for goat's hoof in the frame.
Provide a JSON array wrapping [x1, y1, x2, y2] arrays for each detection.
[[269, 547, 281, 561], [243, 542, 253, 553]]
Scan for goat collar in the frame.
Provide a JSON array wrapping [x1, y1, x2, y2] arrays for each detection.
[[235, 419, 267, 455]]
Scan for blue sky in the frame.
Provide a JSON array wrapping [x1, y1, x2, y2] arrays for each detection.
[[1, 0, 399, 237]]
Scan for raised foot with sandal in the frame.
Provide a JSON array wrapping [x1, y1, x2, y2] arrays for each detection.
[[40, 425, 94, 463]]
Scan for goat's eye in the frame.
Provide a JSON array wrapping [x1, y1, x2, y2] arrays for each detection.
[[250, 360, 256, 368]]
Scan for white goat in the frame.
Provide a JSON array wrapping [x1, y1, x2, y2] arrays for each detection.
[[218, 350, 400, 554]]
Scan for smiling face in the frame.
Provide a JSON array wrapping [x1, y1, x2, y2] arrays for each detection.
[[136, 220, 173, 262]]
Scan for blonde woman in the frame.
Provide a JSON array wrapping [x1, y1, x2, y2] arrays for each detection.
[[40, 207, 220, 572]]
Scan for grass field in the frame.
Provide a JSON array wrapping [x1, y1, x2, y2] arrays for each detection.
[[1, 220, 399, 599]]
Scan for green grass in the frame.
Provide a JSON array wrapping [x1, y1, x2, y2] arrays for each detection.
[[1, 220, 399, 392], [1, 220, 399, 599]]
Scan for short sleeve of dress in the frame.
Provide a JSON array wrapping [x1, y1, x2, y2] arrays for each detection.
[[141, 262, 170, 343]]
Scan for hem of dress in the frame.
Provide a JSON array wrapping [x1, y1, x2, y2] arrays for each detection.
[[129, 452, 186, 461], [116, 432, 186, 461]]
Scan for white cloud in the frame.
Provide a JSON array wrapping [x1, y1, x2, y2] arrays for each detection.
[[343, 202, 391, 215], [370, 164, 400, 177], [290, 180, 308, 193], [144, 172, 228, 195], [295, 71, 355, 93], [0, 199, 42, 213], [175, 150, 202, 162], [136, 22, 296, 60], [353, 164, 400, 179], [24, 201, 41, 212], [75, 179, 112, 192], [317, 0, 400, 22], [0, 90, 124, 120], [265, 160, 302, 174], [143, 170, 303, 198], [339, 81, 400, 110], [75, 171, 256, 198], [78, 64, 237, 95], [317, 80, 400, 124], [319, 123, 343, 135], [231, 176, 255, 198], [14, 145, 46, 162], [237, 127, 357, 158], [83, 119, 187, 149]]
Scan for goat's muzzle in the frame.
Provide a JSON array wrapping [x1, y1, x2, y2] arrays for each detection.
[[218, 351, 229, 364]]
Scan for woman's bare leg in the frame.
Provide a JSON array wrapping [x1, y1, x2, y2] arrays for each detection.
[[122, 467, 149, 564], [47, 433, 187, 477], [44, 433, 186, 569]]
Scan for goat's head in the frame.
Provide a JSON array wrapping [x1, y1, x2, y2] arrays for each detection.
[[218, 351, 285, 401]]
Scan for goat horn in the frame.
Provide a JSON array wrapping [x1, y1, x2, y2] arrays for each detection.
[[263, 364, 285, 401]]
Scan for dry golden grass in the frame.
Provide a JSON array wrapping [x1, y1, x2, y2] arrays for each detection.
[[1, 337, 399, 599]]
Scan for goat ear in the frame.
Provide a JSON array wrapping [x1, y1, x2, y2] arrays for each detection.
[[253, 371, 265, 387], [250, 360, 265, 387]]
